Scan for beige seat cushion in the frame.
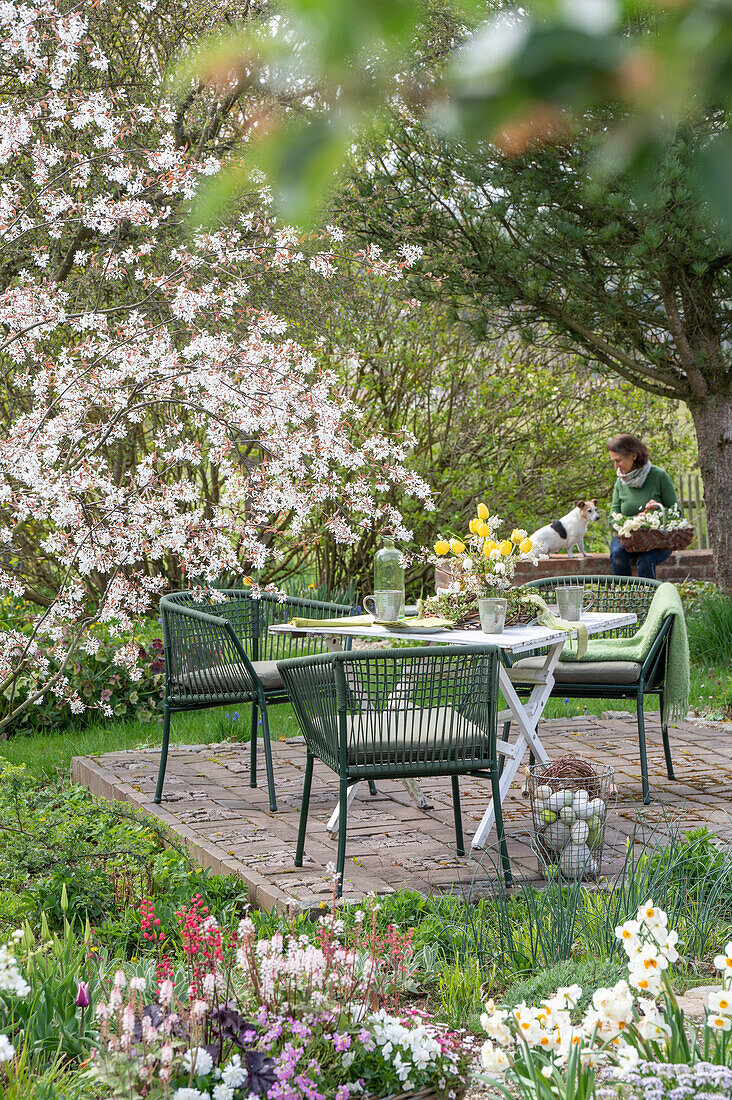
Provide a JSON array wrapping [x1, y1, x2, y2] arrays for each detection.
[[511, 657, 641, 685], [342, 706, 492, 766], [172, 659, 283, 696]]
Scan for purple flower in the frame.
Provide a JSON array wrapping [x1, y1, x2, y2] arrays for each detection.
[[76, 981, 90, 1008], [333, 1033, 351, 1053]]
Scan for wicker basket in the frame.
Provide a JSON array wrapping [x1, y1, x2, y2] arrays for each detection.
[[618, 504, 694, 554], [619, 526, 694, 554], [527, 756, 615, 881]]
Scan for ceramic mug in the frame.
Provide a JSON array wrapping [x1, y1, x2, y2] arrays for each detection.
[[478, 597, 507, 634], [363, 590, 404, 622], [555, 586, 594, 622]]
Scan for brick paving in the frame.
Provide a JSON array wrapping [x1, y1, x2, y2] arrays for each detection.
[[71, 712, 732, 913]]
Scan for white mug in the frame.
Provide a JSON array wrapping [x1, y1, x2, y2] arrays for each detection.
[[363, 590, 404, 622]]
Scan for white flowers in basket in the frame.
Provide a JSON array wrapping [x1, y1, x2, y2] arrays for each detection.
[[478, 899, 732, 1085], [612, 506, 691, 540]]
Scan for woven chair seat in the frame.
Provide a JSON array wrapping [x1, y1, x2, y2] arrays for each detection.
[[511, 656, 642, 685], [314, 706, 492, 766], [171, 659, 284, 698]]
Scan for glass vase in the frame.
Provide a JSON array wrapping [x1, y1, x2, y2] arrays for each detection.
[[374, 536, 405, 617]]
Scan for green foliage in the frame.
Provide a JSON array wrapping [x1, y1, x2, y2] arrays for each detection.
[[0, 766, 248, 951], [8, 919, 99, 1067], [0, 597, 165, 735], [681, 583, 732, 667], [266, 240, 692, 595], [189, 0, 732, 233]]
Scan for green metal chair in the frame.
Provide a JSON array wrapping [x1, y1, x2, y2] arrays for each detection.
[[156, 589, 357, 811], [278, 644, 510, 897], [510, 575, 674, 804]]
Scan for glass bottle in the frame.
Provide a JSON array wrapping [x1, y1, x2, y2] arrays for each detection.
[[374, 536, 405, 617]]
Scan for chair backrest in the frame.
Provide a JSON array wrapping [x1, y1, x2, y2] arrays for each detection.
[[279, 644, 500, 780], [161, 589, 357, 663], [526, 575, 660, 638]]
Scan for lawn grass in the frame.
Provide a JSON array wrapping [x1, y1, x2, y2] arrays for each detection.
[[2, 658, 728, 780]]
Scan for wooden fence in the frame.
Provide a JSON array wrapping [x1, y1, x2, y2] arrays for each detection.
[[677, 472, 709, 549]]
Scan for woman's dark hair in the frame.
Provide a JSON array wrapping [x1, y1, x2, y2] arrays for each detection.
[[607, 434, 650, 468]]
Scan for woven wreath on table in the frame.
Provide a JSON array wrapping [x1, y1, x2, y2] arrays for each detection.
[[422, 586, 536, 629]]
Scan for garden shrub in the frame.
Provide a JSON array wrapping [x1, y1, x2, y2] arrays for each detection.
[[0, 597, 165, 734], [0, 767, 248, 950]]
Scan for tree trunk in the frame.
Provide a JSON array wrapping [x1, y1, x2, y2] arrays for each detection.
[[689, 395, 732, 592]]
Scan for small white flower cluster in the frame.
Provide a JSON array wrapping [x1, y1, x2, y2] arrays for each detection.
[[0, 939, 30, 998], [708, 941, 732, 1033], [613, 506, 691, 539], [370, 1010, 457, 1090], [616, 900, 679, 996], [479, 900, 683, 1079]]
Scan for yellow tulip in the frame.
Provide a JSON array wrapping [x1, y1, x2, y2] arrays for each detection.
[[499, 540, 513, 556], [520, 538, 533, 553], [482, 541, 493, 559], [477, 522, 491, 538], [450, 538, 466, 554], [434, 540, 450, 555], [485, 540, 498, 552], [243, 576, 252, 586], [510, 528, 527, 543], [477, 503, 489, 520], [469, 518, 479, 535]]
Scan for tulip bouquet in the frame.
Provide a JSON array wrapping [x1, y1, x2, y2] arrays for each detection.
[[426, 503, 543, 627]]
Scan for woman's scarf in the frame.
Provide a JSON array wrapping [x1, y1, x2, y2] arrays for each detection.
[[617, 459, 652, 489]]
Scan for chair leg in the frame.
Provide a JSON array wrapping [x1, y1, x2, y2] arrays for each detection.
[[250, 700, 258, 788], [637, 694, 651, 805], [295, 753, 314, 867], [368, 780, 378, 796], [490, 764, 512, 888], [451, 775, 465, 857], [498, 720, 510, 779], [154, 705, 172, 804], [659, 690, 676, 779], [336, 777, 349, 900], [259, 703, 277, 813]]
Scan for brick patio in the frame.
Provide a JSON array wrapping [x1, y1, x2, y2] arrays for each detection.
[[71, 712, 732, 913]]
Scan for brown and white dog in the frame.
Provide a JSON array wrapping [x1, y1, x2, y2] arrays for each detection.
[[529, 500, 600, 558]]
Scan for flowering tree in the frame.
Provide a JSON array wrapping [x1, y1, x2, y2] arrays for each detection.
[[0, 0, 431, 733]]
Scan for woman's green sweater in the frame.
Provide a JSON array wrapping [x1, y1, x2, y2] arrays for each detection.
[[610, 465, 678, 525]]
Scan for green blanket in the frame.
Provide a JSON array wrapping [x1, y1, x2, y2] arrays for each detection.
[[559, 582, 689, 726]]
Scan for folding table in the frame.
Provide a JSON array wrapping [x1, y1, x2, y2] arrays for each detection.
[[269, 610, 636, 851]]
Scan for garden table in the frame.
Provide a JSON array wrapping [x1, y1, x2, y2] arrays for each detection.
[[269, 610, 636, 851]]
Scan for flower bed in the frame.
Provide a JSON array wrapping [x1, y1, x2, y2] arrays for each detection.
[[0, 883, 469, 1100], [478, 898, 732, 1100]]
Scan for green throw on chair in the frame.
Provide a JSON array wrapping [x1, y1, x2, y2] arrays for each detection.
[[278, 644, 510, 897], [511, 576, 689, 804], [156, 590, 357, 812]]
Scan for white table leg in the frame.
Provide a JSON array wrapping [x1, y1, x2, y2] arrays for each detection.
[[326, 780, 361, 836], [471, 641, 564, 851]]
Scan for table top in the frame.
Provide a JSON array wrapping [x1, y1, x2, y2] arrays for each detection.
[[269, 610, 637, 657]]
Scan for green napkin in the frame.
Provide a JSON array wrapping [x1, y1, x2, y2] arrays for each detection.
[[520, 593, 588, 658], [558, 582, 689, 726], [288, 614, 375, 629]]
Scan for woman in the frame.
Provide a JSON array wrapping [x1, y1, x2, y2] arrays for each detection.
[[608, 433, 679, 580]]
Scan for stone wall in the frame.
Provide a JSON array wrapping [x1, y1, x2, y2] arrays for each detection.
[[512, 549, 715, 584]]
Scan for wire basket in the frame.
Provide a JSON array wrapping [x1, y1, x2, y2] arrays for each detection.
[[527, 755, 615, 882], [618, 503, 694, 554]]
